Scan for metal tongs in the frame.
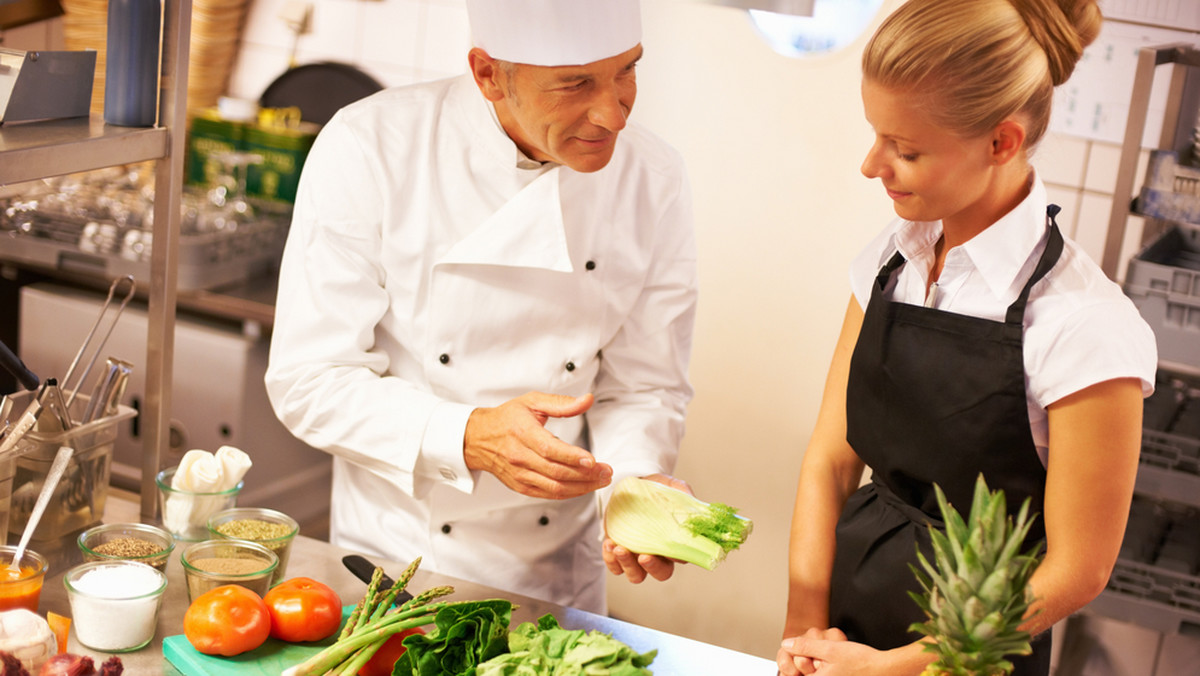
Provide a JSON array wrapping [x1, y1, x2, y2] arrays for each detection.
[[81, 357, 134, 424], [62, 275, 136, 408]]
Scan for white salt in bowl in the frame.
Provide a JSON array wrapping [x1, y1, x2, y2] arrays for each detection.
[[63, 561, 167, 652]]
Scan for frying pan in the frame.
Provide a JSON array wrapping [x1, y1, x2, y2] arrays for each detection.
[[259, 61, 384, 126]]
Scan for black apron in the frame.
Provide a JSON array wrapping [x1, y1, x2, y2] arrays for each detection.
[[829, 207, 1064, 675]]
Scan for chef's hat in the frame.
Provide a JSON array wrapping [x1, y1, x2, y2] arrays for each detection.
[[466, 0, 642, 67]]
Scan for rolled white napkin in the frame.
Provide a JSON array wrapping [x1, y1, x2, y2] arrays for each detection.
[[164, 446, 252, 536]]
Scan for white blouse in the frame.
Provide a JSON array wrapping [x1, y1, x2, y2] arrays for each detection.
[[850, 174, 1157, 465]]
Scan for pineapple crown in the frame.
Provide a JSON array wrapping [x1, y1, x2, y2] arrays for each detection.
[[908, 474, 1044, 676]]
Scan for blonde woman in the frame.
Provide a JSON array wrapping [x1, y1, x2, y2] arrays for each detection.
[[778, 1, 1157, 673]]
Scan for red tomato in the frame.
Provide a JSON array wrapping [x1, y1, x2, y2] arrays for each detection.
[[183, 585, 271, 656], [263, 577, 344, 642], [358, 627, 425, 676]]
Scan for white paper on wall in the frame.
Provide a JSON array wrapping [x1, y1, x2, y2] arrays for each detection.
[[1051, 18, 1199, 145]]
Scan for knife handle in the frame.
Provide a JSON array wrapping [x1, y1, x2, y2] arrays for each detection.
[[343, 553, 407, 588], [0, 339, 39, 392], [341, 554, 415, 604]]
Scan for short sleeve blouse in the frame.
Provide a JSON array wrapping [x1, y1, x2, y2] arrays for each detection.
[[849, 174, 1157, 464]]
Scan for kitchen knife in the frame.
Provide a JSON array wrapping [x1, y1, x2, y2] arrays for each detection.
[[0, 339, 39, 392], [342, 554, 414, 604]]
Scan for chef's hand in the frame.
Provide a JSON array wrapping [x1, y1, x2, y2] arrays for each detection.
[[602, 474, 690, 584], [464, 391, 612, 500]]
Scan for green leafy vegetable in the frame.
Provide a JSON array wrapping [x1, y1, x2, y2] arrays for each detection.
[[280, 558, 512, 676], [395, 599, 513, 676], [604, 476, 753, 570], [476, 614, 656, 676]]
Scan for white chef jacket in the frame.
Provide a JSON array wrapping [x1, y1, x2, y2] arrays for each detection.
[[265, 74, 697, 613], [849, 174, 1157, 466]]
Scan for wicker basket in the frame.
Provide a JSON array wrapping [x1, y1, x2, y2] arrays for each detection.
[[61, 0, 252, 115]]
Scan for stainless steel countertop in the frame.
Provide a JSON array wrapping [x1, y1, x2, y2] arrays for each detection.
[[35, 494, 777, 674]]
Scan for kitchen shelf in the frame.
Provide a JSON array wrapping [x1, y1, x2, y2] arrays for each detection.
[[0, 1, 193, 521], [1091, 43, 1200, 646], [0, 117, 167, 185], [1103, 44, 1200, 278], [0, 263, 278, 331], [1091, 561, 1200, 635]]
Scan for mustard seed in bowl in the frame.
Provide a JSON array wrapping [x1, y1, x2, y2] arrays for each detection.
[[92, 537, 164, 559], [78, 523, 176, 572]]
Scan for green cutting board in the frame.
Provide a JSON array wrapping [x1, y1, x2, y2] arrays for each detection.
[[162, 606, 353, 675]]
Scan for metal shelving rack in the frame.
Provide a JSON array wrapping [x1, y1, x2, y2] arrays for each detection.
[[1089, 42, 1200, 639], [1103, 44, 1200, 279], [0, 0, 193, 521]]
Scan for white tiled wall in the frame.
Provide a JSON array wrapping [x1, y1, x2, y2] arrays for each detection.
[[1034, 133, 1152, 280]]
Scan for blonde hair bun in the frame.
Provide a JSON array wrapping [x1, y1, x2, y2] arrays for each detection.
[[1011, 0, 1102, 86], [862, 0, 1101, 147]]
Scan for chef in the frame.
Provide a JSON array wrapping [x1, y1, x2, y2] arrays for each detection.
[[265, 0, 697, 613]]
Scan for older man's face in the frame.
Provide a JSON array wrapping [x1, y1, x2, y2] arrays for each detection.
[[488, 45, 642, 173]]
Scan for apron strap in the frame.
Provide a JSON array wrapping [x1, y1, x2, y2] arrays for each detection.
[[1004, 205, 1065, 325], [875, 251, 907, 292]]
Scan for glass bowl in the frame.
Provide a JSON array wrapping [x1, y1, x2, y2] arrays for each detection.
[[181, 539, 277, 602], [0, 546, 48, 612], [156, 466, 243, 541], [64, 560, 167, 652], [207, 507, 298, 586], [78, 522, 175, 572]]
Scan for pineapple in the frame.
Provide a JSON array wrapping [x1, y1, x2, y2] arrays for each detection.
[[908, 474, 1043, 676]]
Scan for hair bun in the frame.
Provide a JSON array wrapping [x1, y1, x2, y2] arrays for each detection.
[[1013, 0, 1102, 86]]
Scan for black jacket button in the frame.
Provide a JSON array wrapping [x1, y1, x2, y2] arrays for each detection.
[[538, 516, 550, 526], [565, 361, 575, 372], [585, 260, 596, 271], [441, 523, 452, 534], [438, 353, 450, 364]]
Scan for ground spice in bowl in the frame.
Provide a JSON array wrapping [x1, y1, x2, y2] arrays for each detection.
[[208, 509, 299, 585], [182, 539, 278, 601], [189, 557, 271, 575]]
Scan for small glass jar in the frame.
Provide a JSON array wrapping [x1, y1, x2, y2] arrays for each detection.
[[78, 522, 175, 571], [0, 546, 48, 612], [156, 466, 242, 541], [64, 561, 167, 652], [182, 539, 277, 602], [208, 507, 298, 586]]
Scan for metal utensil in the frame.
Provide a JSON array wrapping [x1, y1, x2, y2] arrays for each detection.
[[0, 380, 49, 459], [63, 275, 136, 407], [8, 445, 73, 572], [81, 357, 133, 423], [0, 395, 13, 442], [35, 378, 74, 433], [342, 554, 414, 604]]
